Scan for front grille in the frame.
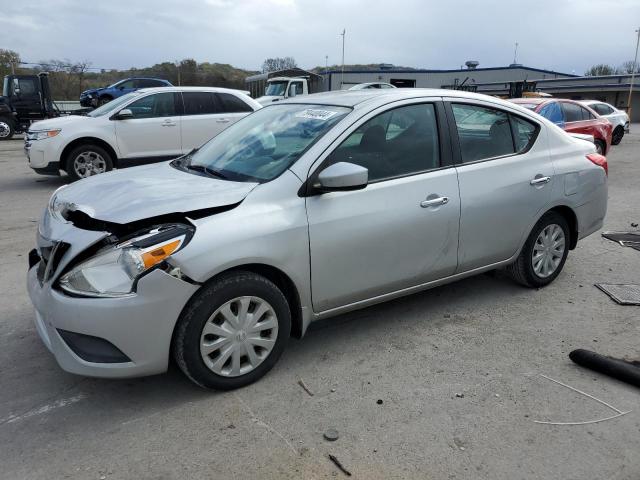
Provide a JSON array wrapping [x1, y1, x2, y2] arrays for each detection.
[[36, 241, 70, 284]]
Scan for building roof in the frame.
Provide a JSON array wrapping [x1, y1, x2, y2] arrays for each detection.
[[322, 65, 576, 77]]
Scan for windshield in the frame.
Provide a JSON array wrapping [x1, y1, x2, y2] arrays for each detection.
[[177, 104, 351, 182], [87, 92, 142, 117], [265, 81, 288, 96]]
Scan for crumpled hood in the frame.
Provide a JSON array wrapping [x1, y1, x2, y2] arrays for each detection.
[[81, 87, 103, 95], [56, 161, 259, 224]]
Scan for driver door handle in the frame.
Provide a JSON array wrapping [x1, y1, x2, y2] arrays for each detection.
[[420, 196, 449, 208], [530, 176, 551, 185], [161, 119, 177, 127], [216, 118, 231, 124]]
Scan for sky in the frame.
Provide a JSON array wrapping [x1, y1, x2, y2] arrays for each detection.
[[1, 0, 639, 74]]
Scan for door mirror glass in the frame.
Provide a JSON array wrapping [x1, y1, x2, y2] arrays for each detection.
[[288, 83, 297, 97], [116, 108, 133, 119], [315, 162, 368, 192], [12, 78, 20, 95]]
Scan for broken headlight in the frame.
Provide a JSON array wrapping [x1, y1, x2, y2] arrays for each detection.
[[59, 225, 192, 297]]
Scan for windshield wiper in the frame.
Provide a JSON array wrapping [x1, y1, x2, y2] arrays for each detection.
[[186, 164, 228, 180]]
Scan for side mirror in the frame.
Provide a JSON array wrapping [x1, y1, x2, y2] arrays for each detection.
[[12, 78, 20, 95], [115, 108, 133, 119], [315, 162, 368, 193], [288, 86, 297, 97]]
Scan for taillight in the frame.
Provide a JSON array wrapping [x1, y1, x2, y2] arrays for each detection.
[[586, 153, 608, 176]]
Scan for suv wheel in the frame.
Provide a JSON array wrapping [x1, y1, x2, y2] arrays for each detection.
[[506, 211, 570, 288], [65, 144, 113, 181], [0, 117, 15, 140], [173, 271, 291, 390], [98, 96, 112, 106]]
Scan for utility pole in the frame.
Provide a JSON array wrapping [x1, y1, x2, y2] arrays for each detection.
[[325, 55, 328, 74], [513, 41, 519, 64], [340, 29, 345, 89], [627, 27, 640, 123]]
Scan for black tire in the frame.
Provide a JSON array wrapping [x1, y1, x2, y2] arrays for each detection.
[[506, 211, 570, 288], [595, 139, 606, 155], [611, 126, 624, 146], [98, 96, 112, 106], [0, 117, 15, 140], [173, 271, 291, 390], [65, 143, 114, 181]]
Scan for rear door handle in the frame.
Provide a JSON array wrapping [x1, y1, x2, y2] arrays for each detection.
[[530, 176, 551, 185], [216, 118, 231, 123], [161, 120, 177, 127], [420, 196, 449, 208]]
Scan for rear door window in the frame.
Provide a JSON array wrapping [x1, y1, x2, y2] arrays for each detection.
[[182, 92, 218, 115], [451, 103, 515, 162], [561, 102, 583, 122], [580, 106, 596, 120], [510, 116, 538, 152], [216, 93, 254, 113], [593, 103, 614, 115]]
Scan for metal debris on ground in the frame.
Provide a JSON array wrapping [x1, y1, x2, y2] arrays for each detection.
[[570, 349, 640, 389], [323, 429, 339, 441], [532, 374, 630, 425], [328, 454, 352, 476], [595, 284, 640, 305], [601, 231, 640, 251], [297, 379, 314, 396]]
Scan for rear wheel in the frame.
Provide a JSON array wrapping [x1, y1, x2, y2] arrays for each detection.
[[611, 126, 624, 145], [595, 139, 606, 155], [506, 212, 570, 288], [173, 271, 291, 390], [0, 117, 15, 140], [65, 144, 113, 181]]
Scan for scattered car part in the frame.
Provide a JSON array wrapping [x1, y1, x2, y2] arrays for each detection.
[[595, 284, 640, 305], [570, 349, 640, 389]]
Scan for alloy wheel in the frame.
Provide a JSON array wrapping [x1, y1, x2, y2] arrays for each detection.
[[200, 296, 279, 377], [73, 151, 107, 178], [532, 223, 565, 278], [0, 121, 11, 138]]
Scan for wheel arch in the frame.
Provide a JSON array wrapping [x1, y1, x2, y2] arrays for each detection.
[[61, 137, 119, 171], [546, 205, 579, 250], [187, 263, 305, 339]]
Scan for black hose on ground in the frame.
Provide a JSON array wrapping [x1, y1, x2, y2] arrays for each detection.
[[569, 349, 640, 389]]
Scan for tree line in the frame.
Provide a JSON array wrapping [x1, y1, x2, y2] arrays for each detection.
[[585, 61, 639, 76], [1, 49, 259, 100]]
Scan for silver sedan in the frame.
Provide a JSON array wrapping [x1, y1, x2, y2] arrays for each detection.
[[27, 89, 608, 389]]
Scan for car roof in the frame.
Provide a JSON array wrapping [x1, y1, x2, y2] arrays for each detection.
[[135, 86, 252, 95], [509, 98, 548, 105], [281, 88, 521, 108]]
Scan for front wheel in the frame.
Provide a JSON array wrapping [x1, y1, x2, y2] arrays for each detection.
[[173, 271, 291, 390], [98, 96, 112, 106], [611, 126, 624, 145], [506, 212, 570, 288], [65, 143, 114, 181], [0, 117, 15, 140]]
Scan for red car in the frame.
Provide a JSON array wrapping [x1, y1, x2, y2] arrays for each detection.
[[510, 98, 612, 155]]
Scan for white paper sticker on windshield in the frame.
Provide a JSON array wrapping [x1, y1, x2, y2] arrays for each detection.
[[295, 109, 339, 120]]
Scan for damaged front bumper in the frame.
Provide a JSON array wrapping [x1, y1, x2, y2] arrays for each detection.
[[27, 206, 200, 379]]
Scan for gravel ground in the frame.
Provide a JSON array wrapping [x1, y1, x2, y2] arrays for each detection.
[[0, 131, 638, 479]]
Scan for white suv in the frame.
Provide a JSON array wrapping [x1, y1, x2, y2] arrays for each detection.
[[25, 87, 261, 180]]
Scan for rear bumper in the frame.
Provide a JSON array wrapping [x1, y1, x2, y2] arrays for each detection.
[[27, 265, 199, 378]]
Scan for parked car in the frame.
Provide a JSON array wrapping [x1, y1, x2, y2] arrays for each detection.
[[578, 100, 629, 145], [79, 77, 172, 107], [348, 82, 397, 90], [25, 87, 261, 180], [27, 89, 607, 389], [509, 98, 612, 155]]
